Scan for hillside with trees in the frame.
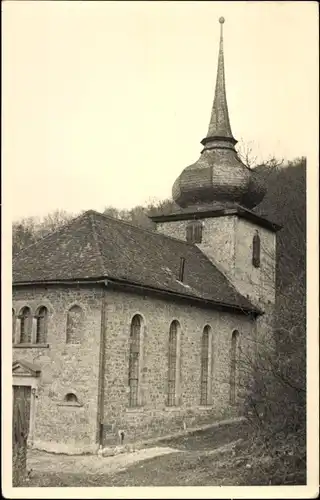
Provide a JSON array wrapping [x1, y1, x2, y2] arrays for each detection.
[[246, 157, 306, 484]]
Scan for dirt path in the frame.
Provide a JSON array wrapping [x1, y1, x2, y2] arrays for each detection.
[[28, 446, 182, 476], [25, 421, 253, 487]]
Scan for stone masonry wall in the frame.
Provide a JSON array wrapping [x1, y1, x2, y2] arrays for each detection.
[[12, 285, 103, 451], [157, 217, 236, 278], [156, 215, 276, 346], [234, 218, 276, 307], [156, 216, 276, 306], [101, 289, 256, 446]]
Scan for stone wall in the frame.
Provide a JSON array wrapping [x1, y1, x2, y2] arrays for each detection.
[[156, 215, 276, 307], [101, 289, 256, 446], [12, 280, 260, 451], [156, 216, 236, 278], [234, 218, 276, 306], [12, 285, 103, 451], [156, 214, 276, 347]]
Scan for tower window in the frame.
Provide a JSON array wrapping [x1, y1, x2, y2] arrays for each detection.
[[186, 220, 203, 244], [252, 232, 261, 268]]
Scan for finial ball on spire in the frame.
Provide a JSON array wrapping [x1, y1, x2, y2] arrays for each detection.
[[219, 17, 225, 24]]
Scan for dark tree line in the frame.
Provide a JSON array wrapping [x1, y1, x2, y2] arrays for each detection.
[[242, 157, 306, 484]]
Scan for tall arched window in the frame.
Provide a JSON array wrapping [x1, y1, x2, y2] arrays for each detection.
[[168, 320, 180, 406], [19, 307, 32, 343], [128, 315, 142, 407], [186, 220, 203, 244], [35, 306, 48, 344], [230, 330, 240, 404], [200, 325, 210, 405], [66, 305, 83, 344], [252, 231, 261, 268], [12, 309, 16, 344]]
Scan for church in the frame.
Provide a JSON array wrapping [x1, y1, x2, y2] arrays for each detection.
[[12, 18, 280, 453]]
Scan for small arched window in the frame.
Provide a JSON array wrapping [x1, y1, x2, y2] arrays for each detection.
[[186, 220, 203, 244], [12, 309, 16, 344], [19, 307, 32, 344], [230, 330, 240, 404], [35, 306, 48, 344], [66, 305, 83, 344], [168, 320, 180, 406], [64, 393, 78, 403], [200, 326, 210, 405], [128, 315, 142, 407], [252, 232, 261, 268]]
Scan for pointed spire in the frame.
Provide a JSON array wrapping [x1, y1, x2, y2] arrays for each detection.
[[201, 17, 237, 149]]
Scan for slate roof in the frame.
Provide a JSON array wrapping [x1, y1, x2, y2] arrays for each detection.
[[13, 210, 259, 314]]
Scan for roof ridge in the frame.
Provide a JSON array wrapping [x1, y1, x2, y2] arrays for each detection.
[[89, 209, 198, 248], [12, 211, 88, 260]]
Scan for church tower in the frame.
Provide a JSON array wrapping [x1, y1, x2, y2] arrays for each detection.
[[151, 18, 280, 340]]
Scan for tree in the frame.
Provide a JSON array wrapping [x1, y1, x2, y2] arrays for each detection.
[[236, 138, 284, 172], [12, 210, 77, 257], [238, 157, 306, 484]]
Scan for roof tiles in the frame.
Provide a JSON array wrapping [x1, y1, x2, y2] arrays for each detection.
[[13, 210, 258, 314]]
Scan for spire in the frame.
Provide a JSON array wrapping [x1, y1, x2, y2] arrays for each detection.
[[171, 16, 267, 210], [201, 17, 237, 149]]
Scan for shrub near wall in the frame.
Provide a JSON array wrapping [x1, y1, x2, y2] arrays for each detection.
[[12, 405, 28, 487]]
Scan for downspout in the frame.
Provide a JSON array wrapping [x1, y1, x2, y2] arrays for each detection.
[[96, 285, 107, 448]]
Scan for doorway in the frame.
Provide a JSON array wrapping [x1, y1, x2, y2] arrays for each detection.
[[12, 360, 41, 445]]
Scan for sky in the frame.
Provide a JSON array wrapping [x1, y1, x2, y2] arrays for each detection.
[[2, 1, 318, 221]]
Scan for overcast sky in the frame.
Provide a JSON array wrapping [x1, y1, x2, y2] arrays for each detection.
[[3, 1, 318, 221]]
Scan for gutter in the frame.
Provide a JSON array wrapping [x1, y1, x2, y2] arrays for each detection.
[[13, 277, 262, 316], [104, 278, 262, 317], [13, 279, 107, 286]]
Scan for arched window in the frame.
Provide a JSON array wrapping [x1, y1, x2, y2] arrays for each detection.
[[35, 306, 48, 344], [64, 393, 78, 403], [128, 315, 142, 407], [12, 309, 16, 344], [186, 220, 203, 244], [230, 330, 240, 404], [66, 305, 83, 344], [200, 326, 210, 405], [168, 320, 180, 406], [19, 307, 31, 344], [252, 231, 261, 268]]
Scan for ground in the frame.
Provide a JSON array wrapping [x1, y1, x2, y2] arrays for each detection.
[[24, 421, 305, 487]]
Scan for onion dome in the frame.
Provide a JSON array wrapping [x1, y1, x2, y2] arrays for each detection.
[[172, 17, 266, 210]]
